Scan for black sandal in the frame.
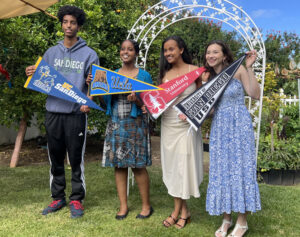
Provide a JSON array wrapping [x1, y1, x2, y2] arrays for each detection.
[[175, 216, 191, 229], [162, 214, 177, 228]]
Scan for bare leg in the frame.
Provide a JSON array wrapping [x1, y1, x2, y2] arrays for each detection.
[[175, 200, 191, 228], [236, 213, 247, 225], [215, 213, 232, 237], [163, 197, 182, 227], [230, 213, 248, 236], [132, 168, 151, 215], [115, 167, 128, 215], [180, 200, 190, 217]]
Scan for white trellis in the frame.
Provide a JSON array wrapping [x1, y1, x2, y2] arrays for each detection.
[[127, 0, 265, 158], [126, 1, 266, 193]]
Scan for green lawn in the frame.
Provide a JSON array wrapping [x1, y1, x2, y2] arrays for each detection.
[[0, 162, 299, 237]]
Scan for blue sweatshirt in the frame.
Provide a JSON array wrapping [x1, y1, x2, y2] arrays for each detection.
[[43, 37, 99, 113]]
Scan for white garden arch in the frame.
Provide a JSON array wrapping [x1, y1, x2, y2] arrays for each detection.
[[127, 0, 265, 158]]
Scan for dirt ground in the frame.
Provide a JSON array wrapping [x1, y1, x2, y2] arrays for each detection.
[[0, 136, 163, 167], [0, 136, 209, 171]]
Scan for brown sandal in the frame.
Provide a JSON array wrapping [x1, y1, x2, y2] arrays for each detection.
[[175, 216, 191, 229], [162, 214, 177, 228]]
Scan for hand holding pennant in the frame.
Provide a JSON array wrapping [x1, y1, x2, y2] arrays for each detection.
[[89, 64, 161, 95], [140, 67, 206, 119], [24, 57, 104, 111], [174, 55, 247, 131]]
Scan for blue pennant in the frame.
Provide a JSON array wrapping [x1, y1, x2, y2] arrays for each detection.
[[90, 64, 161, 95], [24, 57, 104, 111]]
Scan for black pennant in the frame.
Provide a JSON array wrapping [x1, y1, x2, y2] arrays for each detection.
[[174, 54, 246, 131]]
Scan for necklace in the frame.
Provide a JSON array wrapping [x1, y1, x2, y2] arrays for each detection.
[[119, 67, 139, 78]]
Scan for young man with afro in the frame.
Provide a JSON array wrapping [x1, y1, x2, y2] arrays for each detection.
[[25, 5, 99, 218]]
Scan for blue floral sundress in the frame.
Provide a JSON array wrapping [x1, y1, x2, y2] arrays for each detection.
[[206, 78, 261, 215]]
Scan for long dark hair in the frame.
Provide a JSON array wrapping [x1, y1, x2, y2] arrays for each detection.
[[203, 40, 234, 78], [158, 36, 192, 83]]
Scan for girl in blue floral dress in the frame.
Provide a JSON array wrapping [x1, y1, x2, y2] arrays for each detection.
[[204, 40, 261, 237]]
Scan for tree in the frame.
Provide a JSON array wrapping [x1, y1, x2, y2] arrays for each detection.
[[264, 31, 300, 95], [0, 0, 160, 167], [265, 31, 299, 68], [0, 15, 56, 167], [261, 64, 283, 152]]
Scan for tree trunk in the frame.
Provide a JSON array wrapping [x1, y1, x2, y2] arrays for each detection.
[[270, 120, 274, 153], [10, 116, 27, 168]]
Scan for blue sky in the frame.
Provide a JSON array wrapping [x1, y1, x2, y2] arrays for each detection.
[[229, 0, 300, 35], [164, 0, 299, 37]]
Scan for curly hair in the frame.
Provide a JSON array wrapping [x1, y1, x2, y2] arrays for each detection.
[[57, 5, 86, 26]]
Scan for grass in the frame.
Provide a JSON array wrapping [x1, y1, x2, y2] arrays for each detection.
[[0, 162, 299, 237]]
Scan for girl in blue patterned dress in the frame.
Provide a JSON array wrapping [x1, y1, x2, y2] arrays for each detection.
[[204, 40, 261, 237], [101, 39, 153, 220]]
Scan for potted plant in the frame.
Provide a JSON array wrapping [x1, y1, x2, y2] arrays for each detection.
[[258, 136, 300, 185], [258, 103, 300, 185]]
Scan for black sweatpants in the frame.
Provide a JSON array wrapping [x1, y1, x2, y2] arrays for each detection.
[[45, 112, 87, 201]]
